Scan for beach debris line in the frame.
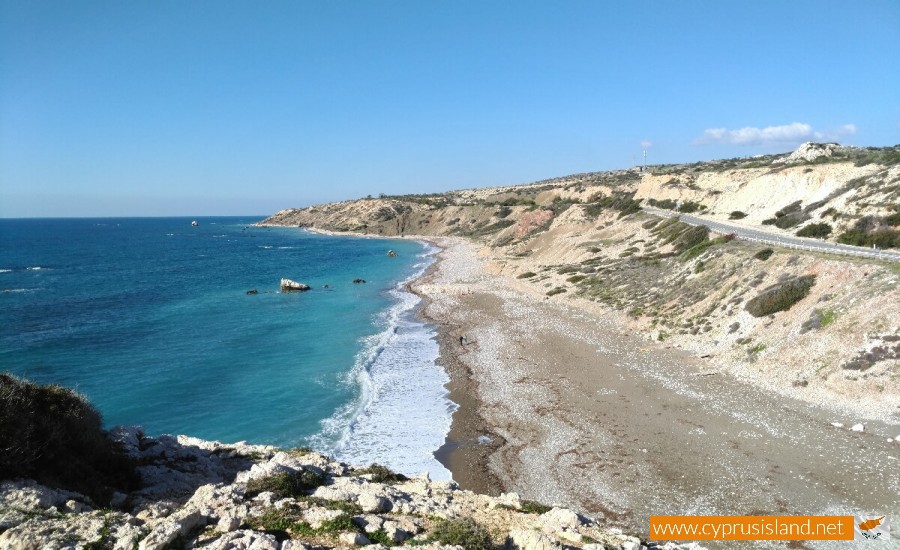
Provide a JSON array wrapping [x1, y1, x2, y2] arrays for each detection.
[[280, 278, 311, 292]]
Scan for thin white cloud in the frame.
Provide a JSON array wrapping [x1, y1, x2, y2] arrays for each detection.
[[697, 122, 856, 146], [640, 140, 653, 148]]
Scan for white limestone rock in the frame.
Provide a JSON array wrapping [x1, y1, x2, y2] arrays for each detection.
[[206, 529, 280, 550], [539, 507, 583, 533], [339, 532, 371, 546], [508, 528, 563, 550], [280, 278, 311, 292], [358, 493, 392, 513]]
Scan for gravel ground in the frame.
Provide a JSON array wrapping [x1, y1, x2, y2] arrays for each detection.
[[416, 237, 900, 549]]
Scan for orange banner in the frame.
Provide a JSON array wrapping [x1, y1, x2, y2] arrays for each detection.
[[649, 515, 855, 541]]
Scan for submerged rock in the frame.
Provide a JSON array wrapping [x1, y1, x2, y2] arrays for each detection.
[[352, 278, 366, 284]]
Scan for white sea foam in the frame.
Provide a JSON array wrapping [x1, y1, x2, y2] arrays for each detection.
[[2, 288, 38, 293], [312, 243, 457, 480], [0, 269, 11, 273], [27, 266, 44, 271]]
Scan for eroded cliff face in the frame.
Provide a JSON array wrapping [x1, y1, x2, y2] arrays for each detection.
[[259, 144, 900, 421]]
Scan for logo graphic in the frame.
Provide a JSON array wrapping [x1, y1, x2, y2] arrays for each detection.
[[855, 515, 890, 541]]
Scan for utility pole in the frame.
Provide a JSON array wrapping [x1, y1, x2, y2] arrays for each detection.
[[643, 149, 647, 172]]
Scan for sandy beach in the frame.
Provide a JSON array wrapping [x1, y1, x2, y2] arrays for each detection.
[[413, 237, 900, 544]]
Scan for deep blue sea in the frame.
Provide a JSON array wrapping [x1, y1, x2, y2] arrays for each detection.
[[0, 217, 455, 478]]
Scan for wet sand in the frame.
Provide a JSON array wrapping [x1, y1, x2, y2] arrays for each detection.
[[415, 237, 900, 548]]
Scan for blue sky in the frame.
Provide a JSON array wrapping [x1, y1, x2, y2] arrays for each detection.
[[1, 1, 898, 217]]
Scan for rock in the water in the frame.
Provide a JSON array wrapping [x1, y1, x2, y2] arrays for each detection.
[[352, 278, 366, 284], [280, 279, 310, 292], [246, 289, 259, 295], [387, 250, 397, 257]]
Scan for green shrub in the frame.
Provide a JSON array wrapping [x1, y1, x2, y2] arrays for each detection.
[[646, 198, 677, 209], [745, 275, 816, 317], [367, 529, 395, 546], [546, 288, 567, 296], [885, 212, 900, 226], [429, 517, 492, 550], [318, 513, 358, 533], [519, 500, 553, 514], [474, 219, 515, 235], [796, 223, 832, 238], [837, 227, 900, 249], [585, 192, 643, 218], [729, 211, 747, 220], [517, 272, 536, 279], [773, 212, 808, 229], [353, 463, 407, 483], [0, 373, 139, 505], [677, 201, 705, 213], [245, 469, 326, 499], [680, 239, 715, 261], [754, 248, 774, 261], [672, 225, 710, 253], [566, 275, 585, 283]]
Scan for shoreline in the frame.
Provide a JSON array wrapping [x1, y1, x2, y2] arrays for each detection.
[[408, 245, 505, 497], [408, 235, 899, 541], [264, 225, 898, 541]]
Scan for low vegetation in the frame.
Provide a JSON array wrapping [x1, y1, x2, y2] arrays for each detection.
[[429, 517, 492, 550], [754, 248, 774, 261], [729, 211, 747, 220], [352, 463, 408, 483], [745, 275, 816, 317], [244, 469, 326, 499], [584, 191, 643, 218], [0, 373, 139, 505], [836, 215, 900, 248], [796, 222, 833, 238]]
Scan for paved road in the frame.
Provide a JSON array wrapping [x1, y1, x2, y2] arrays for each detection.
[[644, 207, 900, 263]]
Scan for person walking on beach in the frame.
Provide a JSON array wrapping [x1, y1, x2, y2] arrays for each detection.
[[459, 335, 465, 346]]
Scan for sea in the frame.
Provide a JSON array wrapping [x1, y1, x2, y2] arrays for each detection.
[[0, 217, 456, 479]]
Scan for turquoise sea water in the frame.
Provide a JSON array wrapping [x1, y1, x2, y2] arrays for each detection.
[[0, 217, 454, 478]]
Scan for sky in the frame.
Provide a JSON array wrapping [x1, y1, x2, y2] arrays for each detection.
[[1, 1, 898, 217]]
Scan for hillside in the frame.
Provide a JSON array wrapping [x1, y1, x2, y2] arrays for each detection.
[[260, 143, 900, 420]]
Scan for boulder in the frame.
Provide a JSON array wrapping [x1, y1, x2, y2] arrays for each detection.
[[246, 289, 259, 295], [508, 528, 562, 550], [352, 278, 366, 284], [280, 279, 310, 292]]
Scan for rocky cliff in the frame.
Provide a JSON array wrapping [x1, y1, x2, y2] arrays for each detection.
[[0, 428, 699, 550]]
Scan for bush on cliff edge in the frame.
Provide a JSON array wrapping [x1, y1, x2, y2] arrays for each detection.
[[0, 373, 139, 505], [745, 275, 816, 317]]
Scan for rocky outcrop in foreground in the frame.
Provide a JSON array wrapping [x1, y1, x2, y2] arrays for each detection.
[[0, 428, 702, 550]]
